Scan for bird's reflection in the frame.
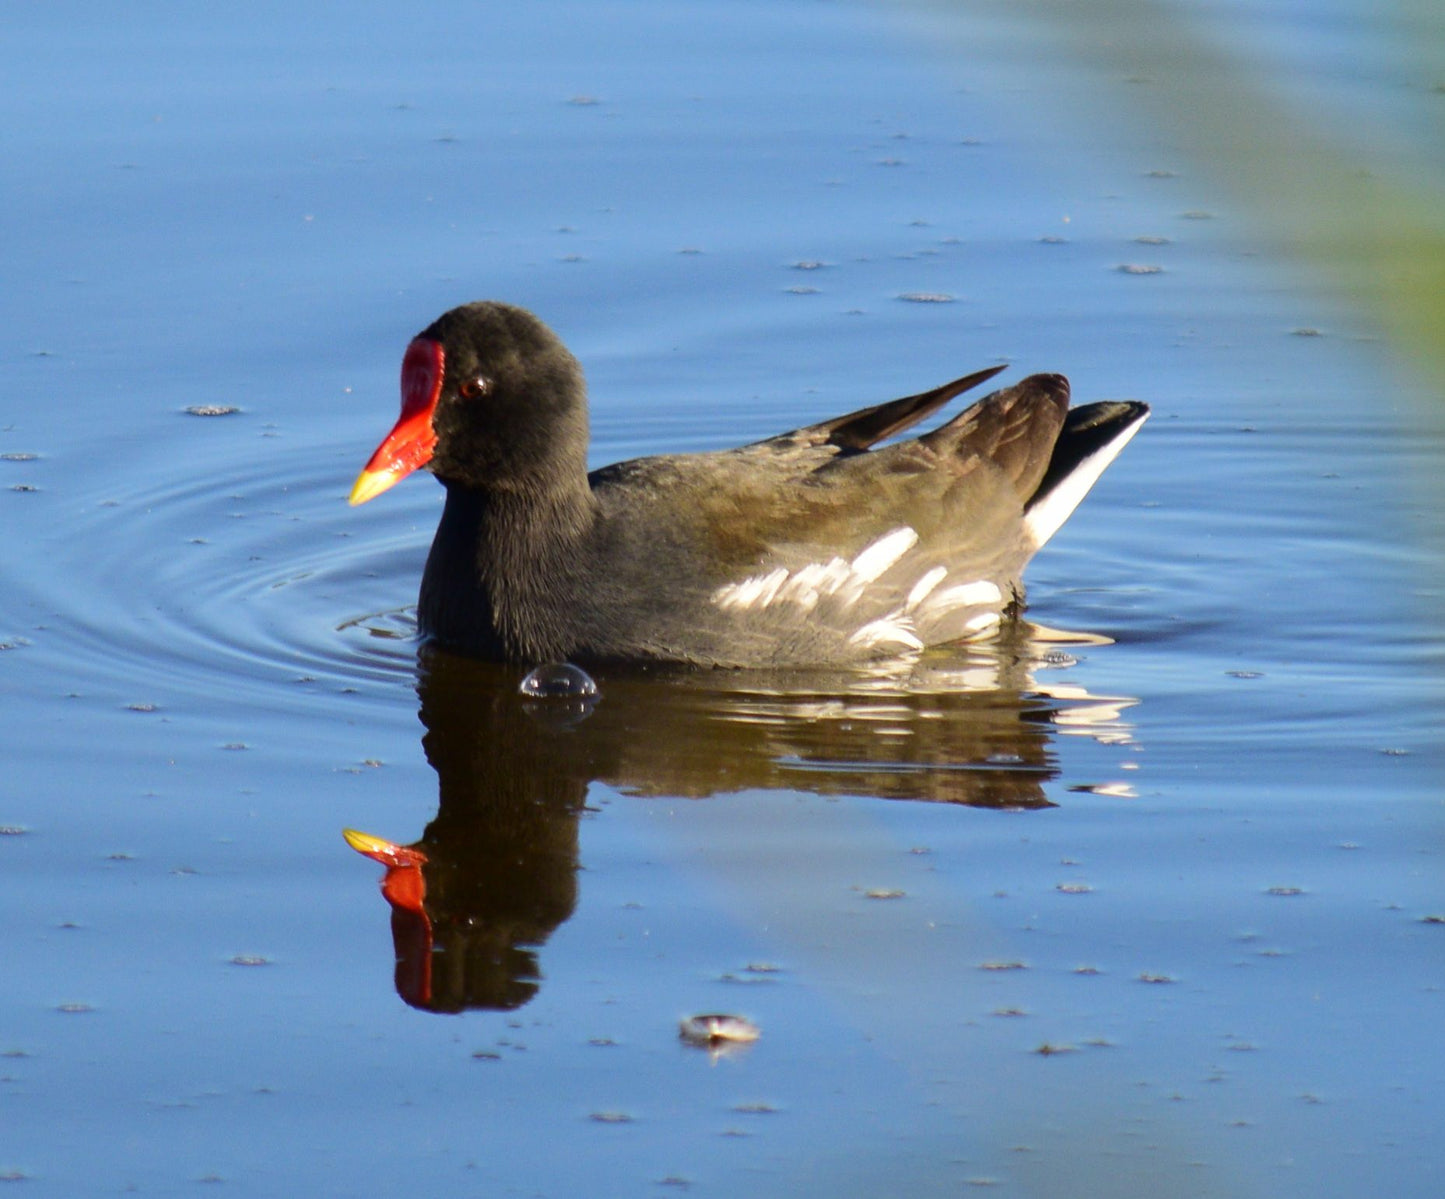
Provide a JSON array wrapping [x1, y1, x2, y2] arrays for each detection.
[[347, 621, 1138, 1013]]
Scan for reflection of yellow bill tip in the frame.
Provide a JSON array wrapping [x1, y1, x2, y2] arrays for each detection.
[[342, 827, 394, 855], [348, 467, 398, 507]]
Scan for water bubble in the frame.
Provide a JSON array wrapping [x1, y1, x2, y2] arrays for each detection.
[[519, 662, 598, 699], [519, 663, 599, 728]]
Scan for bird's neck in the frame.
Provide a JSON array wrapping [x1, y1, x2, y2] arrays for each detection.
[[419, 474, 598, 660]]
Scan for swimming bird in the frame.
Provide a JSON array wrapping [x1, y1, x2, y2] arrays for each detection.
[[350, 301, 1147, 666]]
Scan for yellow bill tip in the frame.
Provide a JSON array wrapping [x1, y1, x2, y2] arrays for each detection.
[[348, 467, 400, 507], [342, 827, 396, 856]]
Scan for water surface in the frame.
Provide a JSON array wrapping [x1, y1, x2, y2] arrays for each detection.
[[2, 2, 1442, 1196]]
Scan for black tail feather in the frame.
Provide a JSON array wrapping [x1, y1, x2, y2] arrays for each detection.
[[1028, 401, 1150, 512]]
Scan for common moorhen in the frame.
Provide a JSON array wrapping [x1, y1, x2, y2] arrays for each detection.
[[351, 301, 1148, 666]]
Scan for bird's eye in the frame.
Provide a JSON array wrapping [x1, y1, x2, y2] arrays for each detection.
[[457, 376, 491, 399]]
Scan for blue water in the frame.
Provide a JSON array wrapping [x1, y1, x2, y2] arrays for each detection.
[[3, 2, 1442, 1196]]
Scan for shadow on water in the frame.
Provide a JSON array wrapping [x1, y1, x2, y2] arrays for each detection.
[[346, 620, 1138, 1013]]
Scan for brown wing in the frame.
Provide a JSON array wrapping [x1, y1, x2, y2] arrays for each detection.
[[754, 364, 1008, 453]]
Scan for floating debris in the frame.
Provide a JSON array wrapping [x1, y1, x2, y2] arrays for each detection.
[[864, 887, 905, 900], [1034, 1042, 1077, 1056], [1068, 782, 1136, 798], [1056, 883, 1094, 894], [589, 1110, 635, 1124], [184, 405, 241, 417], [1116, 263, 1163, 275], [229, 955, 271, 967], [679, 1013, 760, 1048], [718, 970, 775, 986], [1265, 886, 1305, 897], [1137, 972, 1176, 984], [898, 292, 955, 303], [979, 960, 1027, 972]]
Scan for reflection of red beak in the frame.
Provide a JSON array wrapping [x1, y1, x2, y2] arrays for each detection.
[[343, 827, 430, 912], [343, 828, 435, 1007], [348, 337, 445, 506]]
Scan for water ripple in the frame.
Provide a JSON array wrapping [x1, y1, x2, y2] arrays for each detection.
[[26, 439, 433, 714]]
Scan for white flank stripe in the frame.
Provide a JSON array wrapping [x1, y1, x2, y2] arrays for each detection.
[[814, 557, 853, 596], [964, 610, 1002, 633], [849, 616, 925, 652], [751, 567, 791, 608], [927, 580, 1002, 611], [711, 526, 925, 617], [849, 527, 918, 583], [905, 566, 948, 609], [780, 562, 828, 604], [714, 575, 761, 610]]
